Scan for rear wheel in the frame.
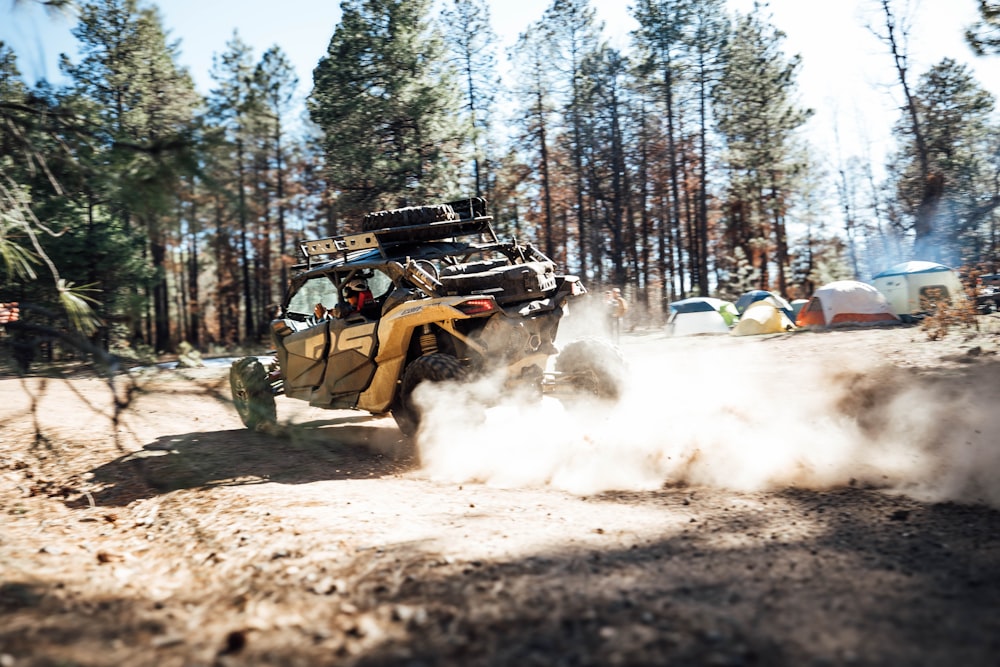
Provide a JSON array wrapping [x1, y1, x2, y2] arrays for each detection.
[[230, 356, 277, 432], [555, 338, 627, 401], [392, 353, 465, 437]]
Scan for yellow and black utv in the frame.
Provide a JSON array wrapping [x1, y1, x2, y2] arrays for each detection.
[[230, 197, 625, 436]]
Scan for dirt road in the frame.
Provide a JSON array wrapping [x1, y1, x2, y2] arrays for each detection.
[[2, 323, 1000, 666]]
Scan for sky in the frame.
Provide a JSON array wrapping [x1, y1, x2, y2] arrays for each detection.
[[2, 0, 998, 172]]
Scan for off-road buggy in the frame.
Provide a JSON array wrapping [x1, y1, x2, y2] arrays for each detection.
[[229, 197, 625, 436]]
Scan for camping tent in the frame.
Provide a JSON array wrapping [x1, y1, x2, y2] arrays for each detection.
[[667, 297, 739, 336], [795, 281, 900, 327], [735, 290, 796, 322], [731, 300, 796, 336], [871, 261, 966, 318], [790, 299, 809, 320]]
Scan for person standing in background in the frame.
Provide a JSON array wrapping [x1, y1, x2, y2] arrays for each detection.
[[608, 289, 627, 342]]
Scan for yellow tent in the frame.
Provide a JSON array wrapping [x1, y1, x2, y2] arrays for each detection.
[[731, 300, 796, 336]]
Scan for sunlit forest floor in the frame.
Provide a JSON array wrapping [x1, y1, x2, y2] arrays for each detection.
[[2, 318, 1000, 666]]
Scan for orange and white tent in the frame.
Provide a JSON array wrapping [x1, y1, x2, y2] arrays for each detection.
[[795, 280, 900, 328]]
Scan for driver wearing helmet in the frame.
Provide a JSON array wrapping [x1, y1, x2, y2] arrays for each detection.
[[344, 278, 374, 315], [313, 278, 376, 320]]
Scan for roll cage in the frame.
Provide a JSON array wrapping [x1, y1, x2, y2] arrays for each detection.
[[283, 199, 557, 318]]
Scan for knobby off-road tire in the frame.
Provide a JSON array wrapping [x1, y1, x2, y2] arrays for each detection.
[[392, 353, 465, 437], [361, 204, 458, 241], [555, 338, 627, 401], [229, 356, 277, 432]]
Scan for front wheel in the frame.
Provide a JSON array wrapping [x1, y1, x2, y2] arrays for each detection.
[[392, 353, 465, 437], [230, 356, 277, 432], [555, 338, 627, 401]]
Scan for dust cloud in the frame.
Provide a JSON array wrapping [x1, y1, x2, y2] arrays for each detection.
[[413, 324, 1000, 508]]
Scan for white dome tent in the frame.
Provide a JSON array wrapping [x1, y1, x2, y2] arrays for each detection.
[[872, 261, 966, 320], [666, 297, 739, 336]]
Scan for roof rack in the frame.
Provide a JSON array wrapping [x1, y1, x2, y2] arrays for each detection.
[[299, 214, 499, 270]]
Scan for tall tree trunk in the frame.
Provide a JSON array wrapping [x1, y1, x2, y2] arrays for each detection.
[[663, 53, 685, 299], [609, 94, 626, 286], [537, 90, 555, 263], [237, 137, 254, 341], [880, 0, 936, 245], [177, 239, 188, 343], [275, 119, 289, 292], [638, 106, 652, 315], [658, 190, 671, 306], [255, 146, 272, 338], [696, 46, 711, 296], [681, 146, 698, 295], [773, 205, 789, 296], [755, 187, 770, 289], [462, 47, 482, 196], [150, 224, 170, 353], [572, 107, 588, 279], [214, 194, 234, 346], [188, 199, 201, 348]]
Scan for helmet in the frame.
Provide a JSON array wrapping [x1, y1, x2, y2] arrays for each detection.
[[347, 278, 369, 292]]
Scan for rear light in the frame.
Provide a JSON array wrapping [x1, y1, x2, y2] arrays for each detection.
[[455, 298, 496, 315]]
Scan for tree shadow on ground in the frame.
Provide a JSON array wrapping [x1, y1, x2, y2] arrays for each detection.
[[340, 487, 1000, 666], [72, 416, 416, 508], [14, 486, 1000, 666]]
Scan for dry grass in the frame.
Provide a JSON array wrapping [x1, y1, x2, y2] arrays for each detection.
[[919, 295, 980, 341]]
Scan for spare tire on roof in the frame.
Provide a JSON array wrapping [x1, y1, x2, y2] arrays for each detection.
[[445, 197, 488, 220], [362, 204, 458, 233]]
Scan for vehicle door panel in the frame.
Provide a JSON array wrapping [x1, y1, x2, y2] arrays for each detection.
[[313, 319, 379, 407], [272, 319, 331, 400]]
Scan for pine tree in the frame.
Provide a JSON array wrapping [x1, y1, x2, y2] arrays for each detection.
[[872, 0, 934, 248], [578, 45, 631, 287], [509, 24, 558, 261], [0, 43, 41, 284], [543, 0, 603, 280], [256, 46, 298, 293], [631, 0, 693, 302], [890, 58, 998, 264], [966, 1, 1000, 55], [712, 6, 811, 296], [309, 0, 465, 221], [440, 0, 498, 199], [685, 0, 728, 296], [61, 0, 200, 351], [1, 41, 146, 343], [208, 31, 261, 343]]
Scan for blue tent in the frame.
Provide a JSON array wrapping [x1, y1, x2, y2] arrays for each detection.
[[735, 290, 795, 321]]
